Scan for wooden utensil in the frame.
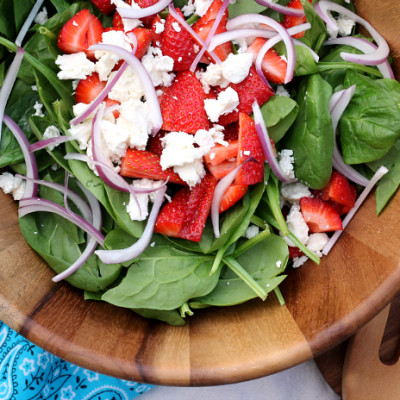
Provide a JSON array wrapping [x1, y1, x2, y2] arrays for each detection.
[[342, 304, 400, 400]]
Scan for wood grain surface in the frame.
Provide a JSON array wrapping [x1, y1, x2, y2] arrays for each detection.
[[1, 0, 400, 387]]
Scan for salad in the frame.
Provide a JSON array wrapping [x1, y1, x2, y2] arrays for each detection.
[[0, 0, 398, 326]]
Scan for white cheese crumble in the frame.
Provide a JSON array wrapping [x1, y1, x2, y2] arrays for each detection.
[[284, 204, 309, 247], [172, 22, 181, 32], [281, 182, 312, 202], [193, 0, 213, 17], [182, 0, 195, 16], [278, 149, 295, 180], [221, 53, 253, 84], [141, 46, 175, 87], [34, 7, 48, 25], [204, 87, 239, 123], [245, 225, 259, 239], [127, 179, 165, 221], [307, 233, 329, 257], [107, 67, 145, 103], [55, 52, 96, 80], [336, 15, 356, 36], [110, 0, 142, 31], [43, 125, 61, 151], [0, 172, 26, 200], [276, 85, 290, 98], [33, 101, 44, 117], [292, 255, 308, 268], [155, 19, 165, 34]]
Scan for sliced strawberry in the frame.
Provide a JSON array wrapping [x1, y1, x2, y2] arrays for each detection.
[[235, 112, 265, 185], [322, 171, 356, 209], [146, 130, 168, 156], [91, 0, 115, 15], [105, 98, 121, 119], [151, 14, 164, 47], [136, 0, 160, 27], [246, 38, 288, 85], [154, 187, 190, 237], [161, 9, 196, 71], [128, 27, 153, 59], [58, 9, 104, 61], [192, 0, 229, 30], [205, 159, 236, 180], [120, 149, 186, 185], [193, 19, 232, 63], [300, 197, 343, 233], [219, 184, 248, 213], [112, 0, 132, 29], [218, 67, 274, 125], [160, 70, 209, 133], [223, 122, 239, 141], [282, 0, 312, 39], [204, 140, 238, 166], [179, 174, 217, 242], [75, 73, 105, 104]]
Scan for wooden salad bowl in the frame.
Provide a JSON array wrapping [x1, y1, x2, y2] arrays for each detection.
[[1, 0, 400, 386]]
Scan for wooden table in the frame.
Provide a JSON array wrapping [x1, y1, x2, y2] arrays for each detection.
[[316, 290, 400, 396]]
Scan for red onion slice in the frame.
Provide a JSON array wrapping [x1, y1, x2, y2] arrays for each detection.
[[15, 0, 45, 46], [315, 0, 390, 66], [322, 166, 388, 255], [29, 135, 75, 152], [329, 87, 370, 187], [226, 14, 296, 83], [252, 101, 297, 183], [89, 44, 163, 135], [19, 197, 105, 245], [0, 48, 25, 144], [53, 182, 102, 282], [117, 0, 172, 19], [324, 36, 394, 79], [190, 0, 230, 72], [168, 4, 221, 64], [95, 185, 167, 264], [3, 114, 38, 198], [255, 0, 305, 17]]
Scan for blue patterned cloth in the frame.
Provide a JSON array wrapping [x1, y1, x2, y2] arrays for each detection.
[[0, 321, 154, 400]]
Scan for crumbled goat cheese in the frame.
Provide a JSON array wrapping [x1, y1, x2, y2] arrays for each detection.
[[34, 7, 48, 25], [108, 67, 145, 103], [99, 119, 129, 163], [43, 125, 61, 151], [127, 179, 165, 221], [276, 85, 290, 98], [95, 30, 135, 81], [110, 0, 142, 31], [278, 149, 295, 180], [209, 124, 228, 146], [31, 85, 38, 91], [281, 182, 312, 202], [182, 0, 195, 16], [193, 0, 213, 16], [292, 255, 308, 268], [204, 87, 239, 123], [0, 172, 26, 200], [55, 52, 96, 80], [336, 15, 356, 36], [245, 225, 259, 239], [160, 131, 212, 187], [141, 46, 175, 87], [284, 204, 309, 247], [276, 260, 282, 269], [172, 22, 181, 32], [307, 233, 329, 257], [221, 53, 253, 84], [155, 19, 165, 34], [198, 63, 229, 93], [33, 101, 44, 117]]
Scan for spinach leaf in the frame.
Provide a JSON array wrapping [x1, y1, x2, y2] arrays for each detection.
[[191, 234, 287, 307], [133, 308, 186, 326], [101, 244, 219, 310], [228, 0, 267, 18], [301, 0, 327, 53], [281, 74, 334, 189], [260, 94, 299, 142], [340, 71, 400, 164], [0, 2, 16, 40]]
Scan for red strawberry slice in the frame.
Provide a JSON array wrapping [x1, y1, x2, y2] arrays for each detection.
[[282, 0, 312, 39], [218, 67, 274, 125], [223, 122, 239, 141], [119, 149, 186, 185], [127, 27, 153, 59], [136, 0, 160, 27], [161, 9, 196, 71], [204, 140, 238, 166], [205, 159, 237, 180], [58, 9, 104, 61], [322, 171, 356, 210], [146, 130, 167, 156], [235, 112, 265, 185], [154, 187, 191, 237], [300, 197, 343, 233], [246, 37, 288, 85], [75, 72, 105, 104], [160, 70, 209, 133], [151, 15, 164, 47], [192, 0, 229, 29], [193, 18, 232, 63], [219, 184, 248, 213], [179, 174, 217, 242], [91, 0, 115, 15], [112, 0, 132, 29]]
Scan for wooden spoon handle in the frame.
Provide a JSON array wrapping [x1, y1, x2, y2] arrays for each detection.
[[342, 305, 400, 400]]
